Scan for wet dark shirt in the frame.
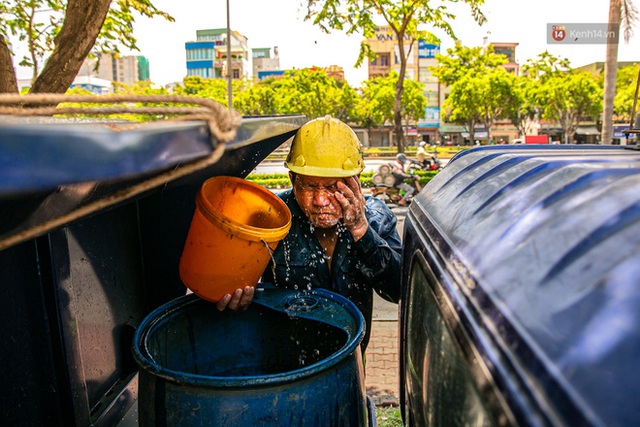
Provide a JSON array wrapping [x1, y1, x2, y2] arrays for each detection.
[[261, 189, 402, 350]]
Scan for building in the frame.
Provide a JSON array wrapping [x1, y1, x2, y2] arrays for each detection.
[[185, 28, 250, 80], [574, 61, 639, 74], [69, 75, 112, 94], [137, 56, 150, 82], [18, 75, 112, 95], [325, 65, 345, 81], [252, 47, 280, 80], [367, 26, 420, 81], [256, 70, 285, 80], [416, 40, 442, 145], [365, 26, 443, 146], [78, 53, 145, 87], [491, 42, 519, 75]]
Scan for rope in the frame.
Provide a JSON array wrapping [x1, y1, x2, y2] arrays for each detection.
[[0, 93, 242, 144], [0, 93, 244, 251]]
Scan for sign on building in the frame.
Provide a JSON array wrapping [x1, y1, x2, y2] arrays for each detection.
[[418, 41, 440, 59], [418, 107, 440, 128]]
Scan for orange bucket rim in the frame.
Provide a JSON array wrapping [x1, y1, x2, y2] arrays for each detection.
[[197, 176, 292, 243]]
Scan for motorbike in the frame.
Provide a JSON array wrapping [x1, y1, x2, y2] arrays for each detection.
[[370, 163, 422, 205], [418, 152, 443, 171]]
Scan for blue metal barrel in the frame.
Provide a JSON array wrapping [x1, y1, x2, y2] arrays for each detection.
[[133, 287, 370, 426]]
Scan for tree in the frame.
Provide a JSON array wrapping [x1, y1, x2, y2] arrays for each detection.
[[474, 68, 517, 142], [537, 72, 603, 144], [506, 74, 537, 137], [178, 69, 360, 121], [443, 69, 516, 144], [430, 42, 507, 86], [520, 50, 572, 81], [0, 0, 173, 94], [602, 0, 638, 144], [519, 51, 572, 138], [443, 73, 484, 143], [270, 67, 358, 121], [432, 43, 512, 143], [233, 80, 280, 116], [176, 76, 246, 110], [354, 70, 426, 131], [613, 63, 640, 121], [305, 0, 486, 152]]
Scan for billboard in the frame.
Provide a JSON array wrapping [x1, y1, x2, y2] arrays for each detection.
[[418, 41, 440, 59], [613, 124, 636, 139], [417, 107, 440, 128]]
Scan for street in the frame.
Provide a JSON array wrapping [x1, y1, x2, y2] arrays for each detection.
[[251, 157, 396, 175], [252, 157, 447, 175]]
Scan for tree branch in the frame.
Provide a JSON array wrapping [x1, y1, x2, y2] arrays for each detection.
[[30, 0, 111, 94]]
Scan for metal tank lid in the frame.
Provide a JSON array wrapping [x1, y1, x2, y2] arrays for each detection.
[[0, 114, 306, 251], [410, 144, 640, 426]]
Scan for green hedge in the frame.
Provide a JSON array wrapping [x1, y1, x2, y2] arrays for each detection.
[[246, 170, 439, 189]]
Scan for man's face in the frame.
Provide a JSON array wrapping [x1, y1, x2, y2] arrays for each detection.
[[292, 174, 344, 228]]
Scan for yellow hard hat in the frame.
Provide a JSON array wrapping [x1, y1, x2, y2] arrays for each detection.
[[285, 115, 364, 178]]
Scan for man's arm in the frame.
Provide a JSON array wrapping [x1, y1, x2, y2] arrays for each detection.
[[352, 199, 402, 303]]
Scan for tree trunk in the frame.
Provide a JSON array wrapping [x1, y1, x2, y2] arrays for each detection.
[[602, 0, 622, 145], [394, 78, 404, 152], [394, 42, 407, 153], [30, 0, 111, 94], [0, 36, 18, 94], [467, 119, 476, 144]]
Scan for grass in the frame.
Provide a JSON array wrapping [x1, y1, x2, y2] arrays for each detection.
[[376, 405, 404, 426]]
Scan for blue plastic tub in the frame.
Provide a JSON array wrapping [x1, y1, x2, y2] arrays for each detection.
[[133, 287, 370, 426]]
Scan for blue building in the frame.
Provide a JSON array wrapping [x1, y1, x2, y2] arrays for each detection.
[[185, 29, 249, 80]]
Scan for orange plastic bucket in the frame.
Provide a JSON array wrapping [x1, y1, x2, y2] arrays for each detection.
[[179, 176, 291, 302]]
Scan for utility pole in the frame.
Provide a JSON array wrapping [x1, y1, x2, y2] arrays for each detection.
[[226, 0, 232, 110]]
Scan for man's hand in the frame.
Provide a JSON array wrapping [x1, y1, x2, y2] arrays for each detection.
[[334, 176, 368, 242], [216, 286, 254, 311]]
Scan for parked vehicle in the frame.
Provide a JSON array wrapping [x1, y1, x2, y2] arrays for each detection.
[[424, 151, 443, 170], [399, 144, 640, 426]]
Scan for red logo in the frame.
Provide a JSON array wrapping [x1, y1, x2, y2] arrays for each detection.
[[551, 25, 566, 42]]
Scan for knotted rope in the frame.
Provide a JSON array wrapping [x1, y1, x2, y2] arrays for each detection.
[[0, 93, 241, 143], [0, 93, 243, 250]]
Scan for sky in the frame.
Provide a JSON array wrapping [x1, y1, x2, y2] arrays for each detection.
[[21, 0, 640, 87]]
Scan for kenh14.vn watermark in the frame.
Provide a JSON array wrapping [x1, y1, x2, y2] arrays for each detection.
[[548, 23, 619, 44]]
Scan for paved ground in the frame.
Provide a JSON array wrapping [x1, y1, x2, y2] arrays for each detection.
[[365, 205, 407, 407]]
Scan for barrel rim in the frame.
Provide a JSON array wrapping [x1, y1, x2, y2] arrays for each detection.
[[132, 290, 365, 388]]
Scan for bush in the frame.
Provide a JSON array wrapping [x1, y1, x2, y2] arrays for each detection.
[[376, 405, 403, 427], [245, 170, 439, 189]]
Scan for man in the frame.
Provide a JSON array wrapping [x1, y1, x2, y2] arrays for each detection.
[[391, 153, 417, 207], [416, 141, 429, 168], [217, 115, 402, 351]]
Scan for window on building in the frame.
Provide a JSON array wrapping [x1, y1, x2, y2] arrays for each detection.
[[233, 69, 240, 79], [427, 92, 439, 105], [379, 54, 390, 67], [187, 67, 213, 78]]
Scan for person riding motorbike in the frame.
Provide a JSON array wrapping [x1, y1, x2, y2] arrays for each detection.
[[416, 141, 429, 168], [417, 141, 441, 170], [392, 153, 418, 206]]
